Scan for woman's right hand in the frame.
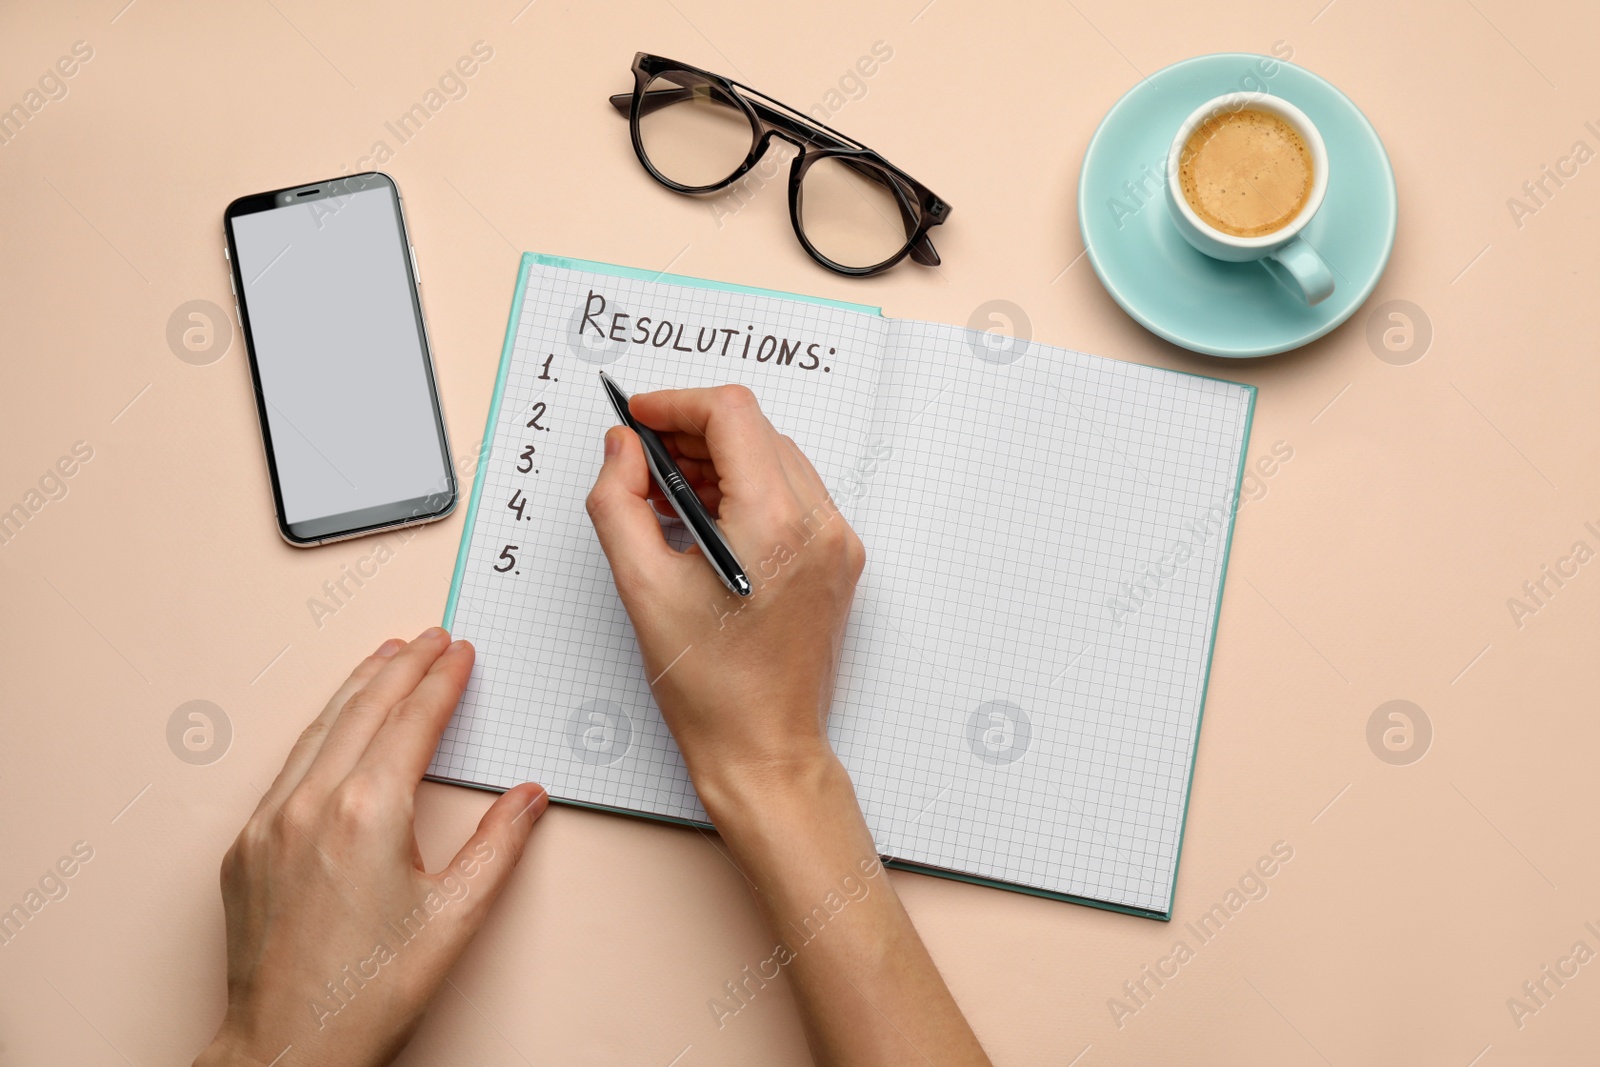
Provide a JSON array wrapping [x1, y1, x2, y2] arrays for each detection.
[[583, 384, 865, 812]]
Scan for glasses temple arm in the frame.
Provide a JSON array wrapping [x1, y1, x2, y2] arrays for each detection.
[[610, 87, 706, 119]]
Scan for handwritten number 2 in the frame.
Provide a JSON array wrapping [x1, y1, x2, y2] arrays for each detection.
[[526, 402, 549, 431]]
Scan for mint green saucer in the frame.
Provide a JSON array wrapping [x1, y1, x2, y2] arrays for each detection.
[[1079, 53, 1396, 358]]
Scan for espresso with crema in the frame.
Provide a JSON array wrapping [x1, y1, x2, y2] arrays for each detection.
[[1179, 109, 1313, 238]]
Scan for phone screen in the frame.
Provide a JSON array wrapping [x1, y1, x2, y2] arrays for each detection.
[[226, 174, 453, 543]]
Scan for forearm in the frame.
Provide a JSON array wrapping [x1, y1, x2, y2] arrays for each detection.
[[589, 388, 982, 1060], [698, 752, 990, 1067]]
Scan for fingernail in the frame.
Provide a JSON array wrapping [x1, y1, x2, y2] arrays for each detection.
[[604, 427, 620, 459], [417, 626, 448, 642], [524, 783, 550, 811], [448, 639, 471, 654], [375, 639, 403, 658]]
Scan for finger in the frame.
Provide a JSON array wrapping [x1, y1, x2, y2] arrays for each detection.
[[587, 426, 682, 594], [673, 456, 717, 484], [628, 386, 790, 499], [443, 782, 549, 924], [298, 627, 453, 793], [356, 638, 476, 789], [779, 435, 833, 509], [771, 437, 842, 545], [258, 638, 402, 813], [691, 481, 723, 515], [663, 431, 712, 461], [647, 476, 722, 516], [779, 437, 865, 580], [648, 454, 717, 489]]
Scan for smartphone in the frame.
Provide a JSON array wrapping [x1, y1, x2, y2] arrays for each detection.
[[224, 172, 456, 545]]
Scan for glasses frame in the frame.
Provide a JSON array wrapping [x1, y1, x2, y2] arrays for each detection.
[[610, 52, 951, 277]]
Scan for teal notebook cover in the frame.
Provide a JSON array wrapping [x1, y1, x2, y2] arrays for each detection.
[[435, 252, 1256, 921]]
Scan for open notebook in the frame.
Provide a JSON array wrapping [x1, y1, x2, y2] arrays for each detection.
[[429, 254, 1254, 919]]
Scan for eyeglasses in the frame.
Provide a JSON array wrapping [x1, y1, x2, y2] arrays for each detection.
[[610, 53, 951, 277]]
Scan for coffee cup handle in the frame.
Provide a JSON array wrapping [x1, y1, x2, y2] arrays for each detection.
[[1262, 237, 1335, 306]]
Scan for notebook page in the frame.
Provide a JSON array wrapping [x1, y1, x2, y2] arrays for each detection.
[[832, 320, 1251, 914], [429, 261, 885, 819]]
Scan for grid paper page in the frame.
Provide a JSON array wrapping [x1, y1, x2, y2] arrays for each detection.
[[830, 320, 1251, 915], [429, 262, 884, 819]]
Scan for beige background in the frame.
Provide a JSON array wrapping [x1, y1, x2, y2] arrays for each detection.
[[2, 0, 1597, 1063]]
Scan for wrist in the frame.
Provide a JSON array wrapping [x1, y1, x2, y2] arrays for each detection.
[[696, 744, 892, 937], [691, 737, 843, 828], [694, 744, 879, 881]]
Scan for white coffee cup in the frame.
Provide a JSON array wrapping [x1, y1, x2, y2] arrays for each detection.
[[1165, 91, 1333, 305]]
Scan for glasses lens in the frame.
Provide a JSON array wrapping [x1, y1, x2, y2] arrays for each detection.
[[798, 156, 918, 270], [636, 72, 755, 189]]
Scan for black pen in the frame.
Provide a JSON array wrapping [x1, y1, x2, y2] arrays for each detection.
[[599, 371, 753, 597]]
